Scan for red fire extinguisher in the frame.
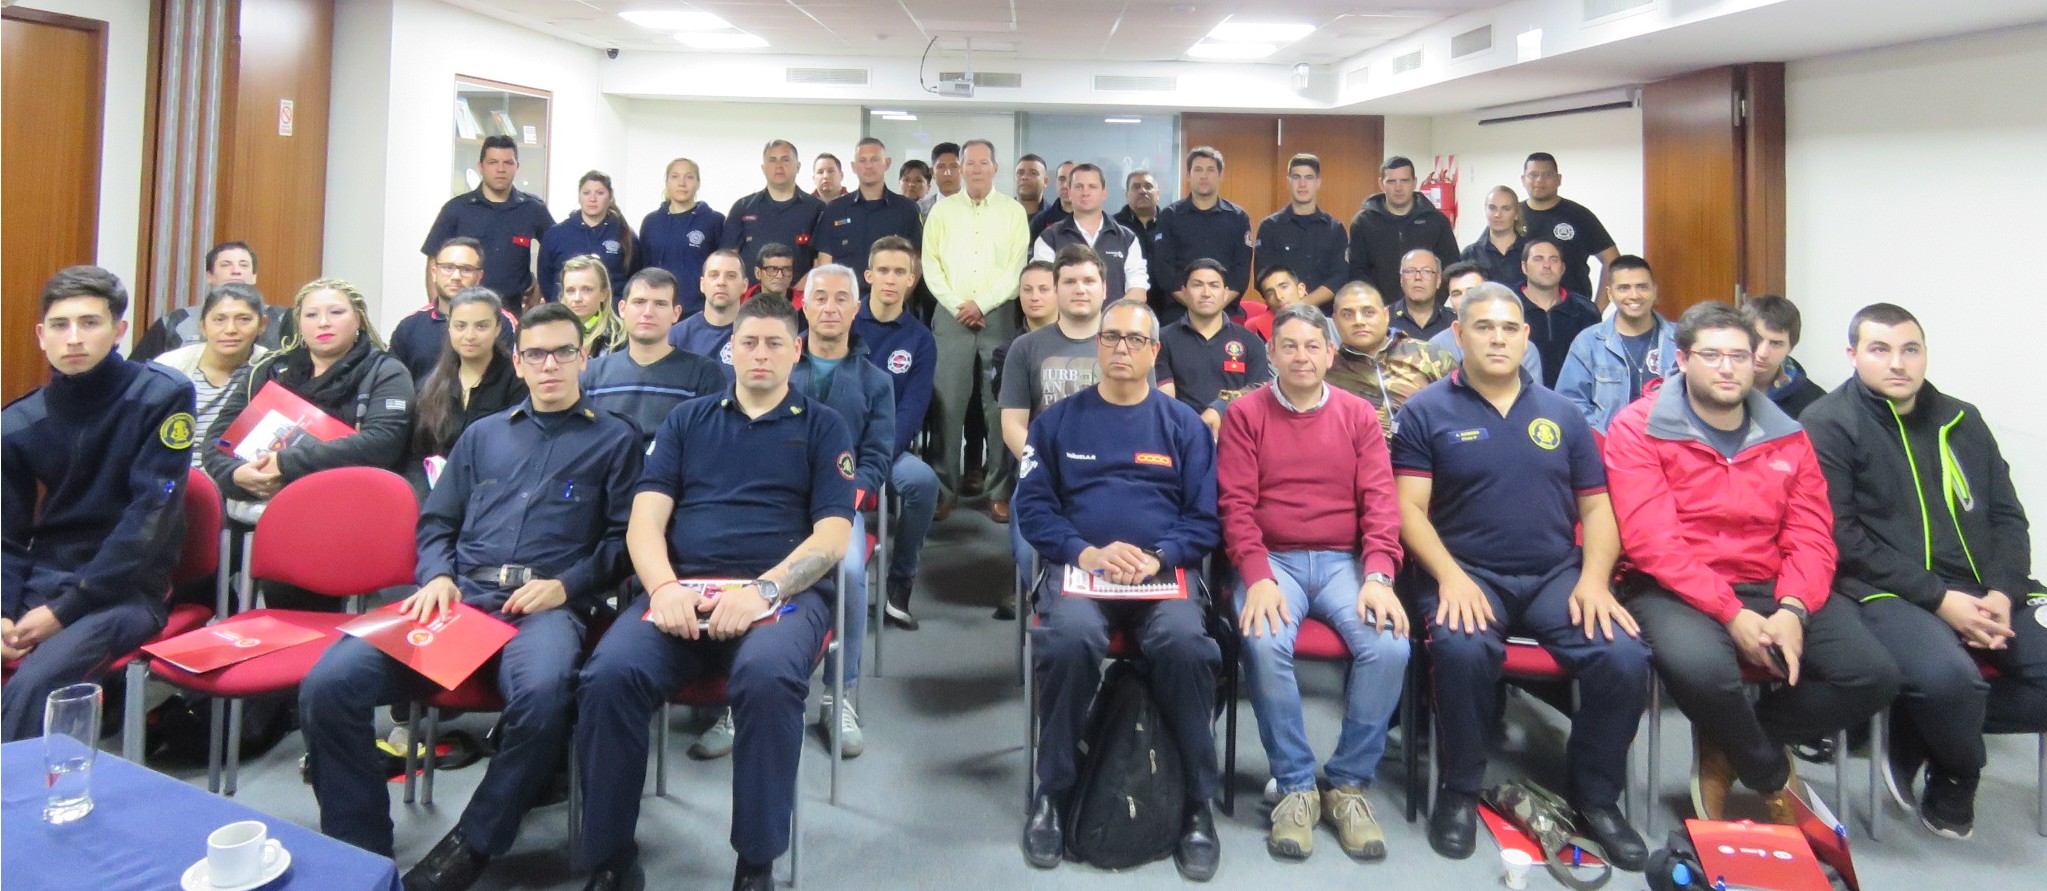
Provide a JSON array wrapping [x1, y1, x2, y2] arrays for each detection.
[[1438, 154, 1459, 227], [1420, 155, 1443, 212]]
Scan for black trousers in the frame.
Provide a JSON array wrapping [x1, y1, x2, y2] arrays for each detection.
[[1858, 588, 2047, 779], [1629, 581, 1900, 792]]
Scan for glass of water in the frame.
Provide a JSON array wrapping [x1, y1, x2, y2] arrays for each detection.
[[42, 682, 101, 824]]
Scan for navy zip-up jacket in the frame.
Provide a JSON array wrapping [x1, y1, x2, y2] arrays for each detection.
[[851, 306, 936, 457], [789, 337, 895, 502], [640, 203, 726, 316], [538, 213, 638, 302]]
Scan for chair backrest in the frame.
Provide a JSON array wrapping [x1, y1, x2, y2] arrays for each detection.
[[249, 467, 418, 598], [174, 467, 225, 584]]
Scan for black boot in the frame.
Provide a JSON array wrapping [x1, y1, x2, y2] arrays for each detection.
[[1577, 804, 1648, 871], [884, 576, 919, 630], [1022, 793, 1064, 869], [1174, 800, 1220, 882], [732, 859, 774, 891], [581, 844, 644, 891], [402, 827, 489, 891], [1427, 787, 1478, 860]]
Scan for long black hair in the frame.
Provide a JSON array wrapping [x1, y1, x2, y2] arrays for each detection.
[[412, 287, 510, 456]]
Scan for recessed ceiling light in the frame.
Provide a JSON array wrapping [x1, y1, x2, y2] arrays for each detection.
[[674, 31, 769, 50], [870, 109, 908, 116], [882, 114, 918, 121], [1186, 41, 1276, 60], [1104, 116, 1142, 124], [1206, 21, 1314, 44], [620, 10, 730, 32]]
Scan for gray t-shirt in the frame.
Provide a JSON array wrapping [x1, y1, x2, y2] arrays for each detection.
[[999, 326, 1103, 418], [1684, 397, 1750, 459]]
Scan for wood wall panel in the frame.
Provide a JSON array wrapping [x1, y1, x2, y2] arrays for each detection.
[[1741, 63, 1787, 298], [1643, 66, 1742, 317], [3, 9, 106, 403], [217, 0, 332, 304], [1180, 113, 1279, 215]]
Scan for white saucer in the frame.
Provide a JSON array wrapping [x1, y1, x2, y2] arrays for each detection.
[[181, 840, 291, 891]]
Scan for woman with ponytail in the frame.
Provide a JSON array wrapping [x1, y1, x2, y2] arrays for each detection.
[[538, 169, 639, 302], [639, 157, 725, 316]]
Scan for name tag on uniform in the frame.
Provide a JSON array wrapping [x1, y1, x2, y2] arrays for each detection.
[[1135, 452, 1173, 467], [1222, 360, 1246, 373], [511, 235, 532, 247], [1448, 428, 1490, 443]]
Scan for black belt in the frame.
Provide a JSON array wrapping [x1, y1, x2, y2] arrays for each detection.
[[464, 564, 536, 588]]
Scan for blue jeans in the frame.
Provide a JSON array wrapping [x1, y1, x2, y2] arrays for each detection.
[[1234, 550, 1409, 794], [887, 453, 939, 581], [822, 513, 867, 694]]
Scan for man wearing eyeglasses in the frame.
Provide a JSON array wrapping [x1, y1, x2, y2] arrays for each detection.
[[744, 244, 798, 304], [389, 237, 521, 383], [1016, 297, 1223, 882], [1604, 302, 1898, 828], [1391, 283, 1649, 868], [1387, 249, 1451, 342], [299, 302, 641, 889]]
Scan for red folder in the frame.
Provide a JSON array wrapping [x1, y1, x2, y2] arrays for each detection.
[[338, 603, 517, 690], [1687, 819, 1833, 891], [215, 381, 355, 461], [142, 614, 328, 673]]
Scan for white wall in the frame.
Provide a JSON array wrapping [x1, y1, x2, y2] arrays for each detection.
[[1430, 105, 1645, 255], [16, 0, 151, 304], [324, 0, 625, 335], [616, 100, 864, 220], [1787, 24, 2047, 563]]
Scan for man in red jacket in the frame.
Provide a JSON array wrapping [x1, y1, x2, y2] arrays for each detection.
[[1603, 302, 1900, 824], [1217, 303, 1409, 864]]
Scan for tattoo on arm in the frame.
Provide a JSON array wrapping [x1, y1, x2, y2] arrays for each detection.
[[771, 546, 837, 595]]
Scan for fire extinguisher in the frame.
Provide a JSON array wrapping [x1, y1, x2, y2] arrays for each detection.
[[1438, 154, 1459, 227], [1419, 156, 1443, 213]]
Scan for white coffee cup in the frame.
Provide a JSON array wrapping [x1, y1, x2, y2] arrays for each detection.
[[207, 820, 280, 887], [1501, 847, 1534, 889]]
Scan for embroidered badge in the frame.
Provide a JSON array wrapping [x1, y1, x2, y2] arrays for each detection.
[[837, 451, 856, 480], [160, 412, 196, 450], [1527, 418, 1562, 451], [1135, 452, 1173, 467], [887, 349, 913, 374]]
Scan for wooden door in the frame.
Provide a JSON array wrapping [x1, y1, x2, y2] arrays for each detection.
[[1180, 113, 1280, 215], [1642, 63, 1785, 318], [3, 8, 107, 403], [216, 0, 333, 302]]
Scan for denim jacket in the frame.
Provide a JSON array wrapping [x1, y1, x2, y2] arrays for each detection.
[[1554, 314, 1677, 431]]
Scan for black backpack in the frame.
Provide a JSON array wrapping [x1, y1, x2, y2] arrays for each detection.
[[1062, 659, 1186, 870]]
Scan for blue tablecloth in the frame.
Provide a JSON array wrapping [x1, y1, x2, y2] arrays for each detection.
[[1, 740, 402, 891]]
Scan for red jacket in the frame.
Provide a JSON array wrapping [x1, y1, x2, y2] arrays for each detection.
[[1602, 375, 1836, 623]]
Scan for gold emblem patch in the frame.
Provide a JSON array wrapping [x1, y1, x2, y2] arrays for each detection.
[[1527, 418, 1562, 451], [836, 451, 856, 480], [160, 412, 196, 450]]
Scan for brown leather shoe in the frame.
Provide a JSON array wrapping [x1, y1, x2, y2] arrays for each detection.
[[1690, 727, 1736, 821], [988, 499, 1011, 523]]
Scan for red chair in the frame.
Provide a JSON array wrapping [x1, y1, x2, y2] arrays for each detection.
[[147, 467, 418, 795], [115, 468, 227, 762]]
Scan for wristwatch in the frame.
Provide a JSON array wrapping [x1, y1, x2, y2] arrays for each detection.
[[1146, 548, 1170, 571], [1364, 572, 1395, 587], [753, 578, 783, 607], [1776, 597, 1809, 625]]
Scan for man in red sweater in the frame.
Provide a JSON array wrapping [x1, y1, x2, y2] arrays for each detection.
[[1604, 302, 1899, 824], [1217, 302, 1408, 863]]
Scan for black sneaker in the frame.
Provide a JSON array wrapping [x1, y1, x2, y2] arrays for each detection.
[[582, 844, 645, 891], [1883, 711, 1927, 812], [884, 576, 919, 630], [1919, 769, 1977, 839], [993, 594, 1018, 621], [403, 827, 489, 891]]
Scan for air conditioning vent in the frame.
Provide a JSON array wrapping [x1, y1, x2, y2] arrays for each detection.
[[1583, 0, 1653, 23], [1450, 25, 1492, 59], [1391, 50, 1423, 75], [785, 67, 869, 85], [938, 71, 1023, 88], [1094, 74, 1176, 92]]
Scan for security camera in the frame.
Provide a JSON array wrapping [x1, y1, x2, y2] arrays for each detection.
[[1290, 62, 1310, 91], [606, 48, 620, 60]]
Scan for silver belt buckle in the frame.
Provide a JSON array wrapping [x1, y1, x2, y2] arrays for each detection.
[[497, 565, 532, 588]]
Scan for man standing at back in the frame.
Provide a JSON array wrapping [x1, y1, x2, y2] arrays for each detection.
[[1152, 147, 1251, 326], [422, 136, 553, 308], [1014, 154, 1051, 218], [722, 140, 826, 287], [923, 139, 1029, 518], [813, 138, 921, 282], [1520, 152, 1620, 305], [1029, 160, 1077, 243], [1033, 163, 1148, 303], [1255, 154, 1347, 309], [1349, 156, 1459, 304], [132, 241, 292, 360], [916, 143, 962, 217]]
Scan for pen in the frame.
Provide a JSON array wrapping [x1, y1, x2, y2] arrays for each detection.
[[561, 480, 575, 499]]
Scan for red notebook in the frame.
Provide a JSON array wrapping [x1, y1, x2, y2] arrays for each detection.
[[215, 381, 355, 461], [1687, 819, 1833, 891], [338, 603, 517, 690], [142, 615, 329, 673]]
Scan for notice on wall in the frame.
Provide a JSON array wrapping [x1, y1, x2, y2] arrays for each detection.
[[522, 124, 538, 145], [278, 99, 294, 137]]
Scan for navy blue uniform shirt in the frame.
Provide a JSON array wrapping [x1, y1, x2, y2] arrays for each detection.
[[667, 314, 734, 381], [580, 347, 728, 442], [421, 188, 554, 299], [1152, 196, 1253, 304], [808, 189, 922, 281], [1389, 368, 1606, 575], [852, 306, 936, 456], [640, 203, 726, 316], [538, 213, 637, 302], [638, 389, 856, 581], [387, 303, 520, 384], [3, 356, 194, 626], [1014, 387, 1219, 571], [1156, 317, 1270, 416], [417, 399, 642, 610], [1254, 208, 1348, 297], [721, 190, 826, 284], [1520, 198, 1615, 298]]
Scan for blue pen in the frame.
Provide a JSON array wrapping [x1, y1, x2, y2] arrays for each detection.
[[561, 480, 575, 499]]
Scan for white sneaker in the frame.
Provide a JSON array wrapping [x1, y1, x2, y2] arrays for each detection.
[[819, 695, 864, 759], [689, 708, 735, 760]]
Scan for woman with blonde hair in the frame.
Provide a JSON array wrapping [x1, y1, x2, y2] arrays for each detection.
[[1460, 184, 1531, 290], [558, 254, 626, 357], [639, 156, 725, 316], [538, 170, 640, 302], [202, 278, 414, 547]]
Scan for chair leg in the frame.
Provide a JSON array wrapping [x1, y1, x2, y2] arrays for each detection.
[[423, 707, 440, 806], [830, 562, 845, 807], [1221, 644, 1238, 818], [225, 697, 245, 796], [788, 767, 803, 889], [215, 529, 233, 618], [871, 488, 888, 680], [1868, 711, 1884, 841], [122, 661, 147, 763], [1644, 677, 1660, 835], [1013, 566, 1029, 686], [2035, 732, 2045, 837], [1833, 729, 1850, 839], [402, 706, 419, 805], [236, 530, 255, 613], [655, 705, 670, 798], [206, 697, 226, 794], [1023, 621, 1036, 806], [567, 738, 582, 851]]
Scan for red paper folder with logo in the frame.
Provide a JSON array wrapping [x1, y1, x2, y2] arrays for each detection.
[[1686, 819, 1833, 891], [142, 614, 329, 674], [338, 603, 517, 690], [215, 381, 355, 461]]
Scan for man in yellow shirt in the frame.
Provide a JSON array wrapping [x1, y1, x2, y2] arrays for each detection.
[[922, 138, 1029, 515]]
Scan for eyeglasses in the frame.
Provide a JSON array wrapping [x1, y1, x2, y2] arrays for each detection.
[[1686, 349, 1755, 367], [1096, 332, 1154, 351], [1400, 267, 1439, 278], [758, 265, 795, 277], [518, 345, 583, 366], [435, 263, 483, 276]]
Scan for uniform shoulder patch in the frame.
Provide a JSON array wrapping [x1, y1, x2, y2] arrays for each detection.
[[1135, 452, 1173, 467], [1527, 418, 1562, 451], [836, 450, 856, 480], [160, 412, 197, 450]]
